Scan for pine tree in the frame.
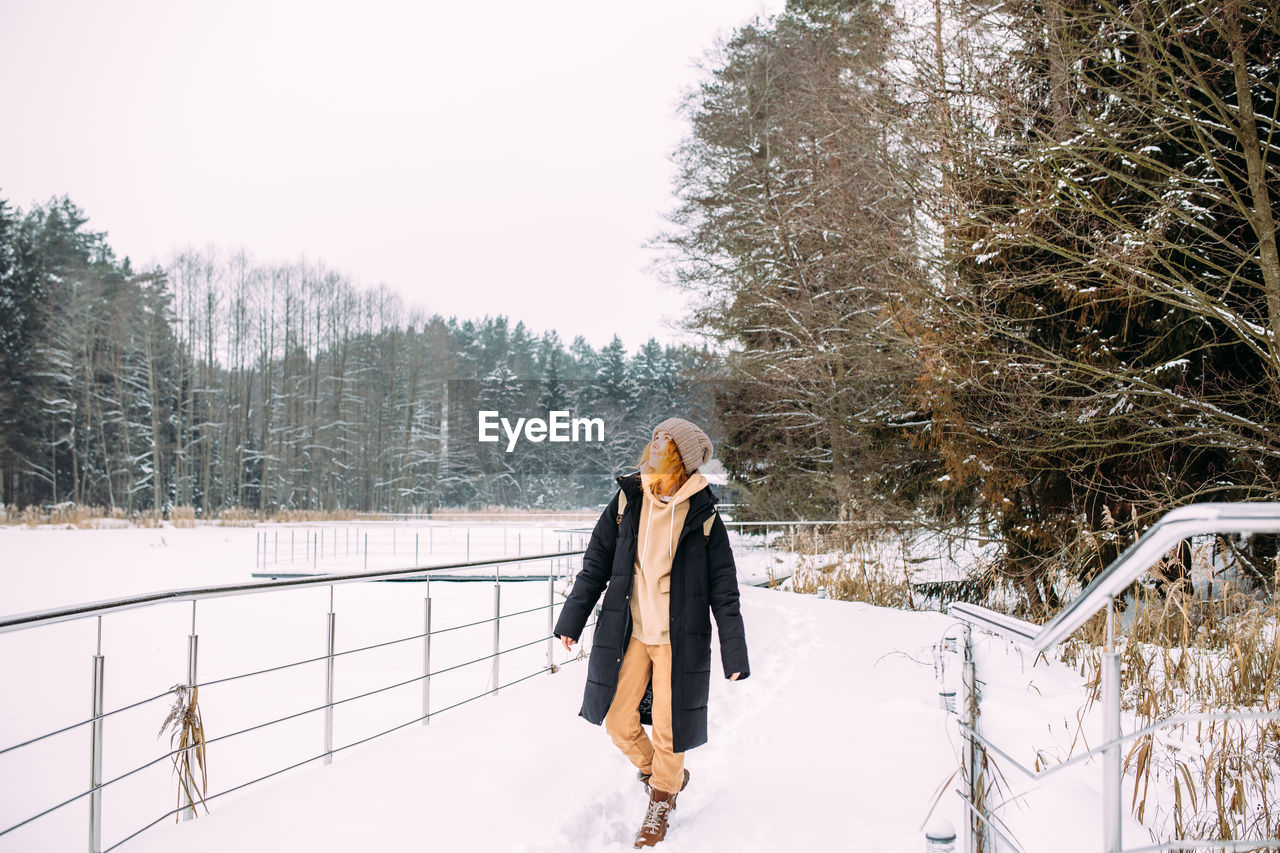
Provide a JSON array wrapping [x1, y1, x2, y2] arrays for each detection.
[[0, 197, 48, 506], [661, 1, 926, 518]]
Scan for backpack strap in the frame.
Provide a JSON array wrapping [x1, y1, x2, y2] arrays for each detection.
[[615, 489, 627, 525], [703, 510, 716, 543]]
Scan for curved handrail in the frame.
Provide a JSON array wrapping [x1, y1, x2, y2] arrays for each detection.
[[943, 501, 1280, 853], [0, 548, 584, 634], [947, 502, 1280, 651]]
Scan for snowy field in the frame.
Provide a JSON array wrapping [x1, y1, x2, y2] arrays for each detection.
[[0, 520, 1135, 852]]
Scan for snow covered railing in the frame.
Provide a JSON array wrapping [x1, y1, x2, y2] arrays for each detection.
[[945, 501, 1280, 853], [946, 602, 1038, 647], [0, 548, 588, 853]]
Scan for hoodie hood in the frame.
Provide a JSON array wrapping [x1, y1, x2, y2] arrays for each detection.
[[639, 470, 708, 561]]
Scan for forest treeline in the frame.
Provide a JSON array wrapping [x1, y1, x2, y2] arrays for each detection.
[[0, 197, 721, 513], [660, 0, 1278, 606]]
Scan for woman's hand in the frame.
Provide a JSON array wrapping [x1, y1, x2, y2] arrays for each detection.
[[730, 673, 740, 681], [560, 635, 577, 652]]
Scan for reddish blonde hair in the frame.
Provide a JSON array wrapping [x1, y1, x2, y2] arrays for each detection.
[[637, 440, 688, 500]]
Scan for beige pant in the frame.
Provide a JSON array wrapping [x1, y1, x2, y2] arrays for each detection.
[[605, 636, 685, 794]]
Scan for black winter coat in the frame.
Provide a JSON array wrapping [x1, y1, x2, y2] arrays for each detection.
[[553, 471, 751, 753]]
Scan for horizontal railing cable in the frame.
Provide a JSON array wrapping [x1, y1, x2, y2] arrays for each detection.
[[101, 748, 333, 853], [193, 599, 562, 692], [1, 601, 569, 755], [1, 615, 598, 842], [954, 789, 1024, 853], [0, 736, 191, 837], [0, 686, 174, 756], [331, 665, 556, 757], [100, 645, 595, 853], [954, 722, 1038, 781], [204, 628, 571, 748], [956, 709, 1280, 784], [0, 538, 590, 849], [195, 649, 345, 690]]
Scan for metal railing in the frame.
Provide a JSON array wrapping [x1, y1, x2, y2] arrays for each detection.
[[0, 546, 590, 853], [942, 501, 1280, 853], [253, 523, 584, 572]]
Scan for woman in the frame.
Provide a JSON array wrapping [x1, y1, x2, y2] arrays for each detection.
[[554, 417, 750, 849]]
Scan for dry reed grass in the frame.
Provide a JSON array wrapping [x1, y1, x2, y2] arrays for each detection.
[[786, 524, 919, 609], [157, 683, 208, 820], [169, 506, 196, 528], [1056, 548, 1280, 846], [7, 503, 166, 529]]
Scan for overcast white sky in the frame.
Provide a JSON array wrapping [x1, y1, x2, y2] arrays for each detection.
[[0, 0, 783, 351]]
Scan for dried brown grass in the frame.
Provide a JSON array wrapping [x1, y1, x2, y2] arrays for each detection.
[[787, 525, 918, 609], [1057, 550, 1280, 846], [157, 683, 209, 820]]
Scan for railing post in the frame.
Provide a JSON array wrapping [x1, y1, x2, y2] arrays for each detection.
[[961, 624, 985, 853], [255, 531, 260, 568], [491, 578, 501, 694], [1103, 596, 1121, 853], [324, 587, 336, 765], [364, 533, 368, 571], [423, 592, 432, 726], [88, 617, 104, 853], [546, 575, 555, 671], [182, 602, 199, 822]]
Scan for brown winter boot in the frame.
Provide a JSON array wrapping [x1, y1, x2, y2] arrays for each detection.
[[633, 788, 677, 848], [637, 768, 690, 803]]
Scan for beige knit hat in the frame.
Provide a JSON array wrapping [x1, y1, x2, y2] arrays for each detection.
[[652, 417, 713, 475]]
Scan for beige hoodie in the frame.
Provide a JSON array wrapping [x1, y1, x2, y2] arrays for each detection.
[[630, 470, 709, 645]]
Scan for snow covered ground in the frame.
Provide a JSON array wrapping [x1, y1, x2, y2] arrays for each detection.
[[0, 521, 1138, 852], [126, 589, 971, 853]]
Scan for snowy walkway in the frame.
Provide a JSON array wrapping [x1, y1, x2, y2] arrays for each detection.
[[124, 589, 966, 852], [109, 581, 1137, 853]]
